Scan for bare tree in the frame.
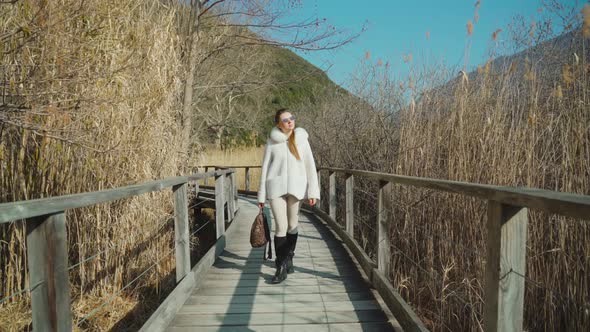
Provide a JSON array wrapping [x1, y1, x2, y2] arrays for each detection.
[[177, 0, 359, 154]]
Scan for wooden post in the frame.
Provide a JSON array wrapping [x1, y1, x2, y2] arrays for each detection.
[[245, 167, 250, 191], [233, 171, 239, 214], [27, 212, 72, 331], [215, 173, 225, 238], [316, 170, 321, 210], [194, 182, 201, 221], [226, 173, 234, 222], [204, 167, 209, 186], [345, 173, 354, 237], [173, 183, 190, 282], [377, 180, 392, 275], [329, 171, 336, 221], [484, 201, 528, 332]]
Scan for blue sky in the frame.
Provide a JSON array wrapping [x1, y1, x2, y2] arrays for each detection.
[[282, 0, 584, 88]]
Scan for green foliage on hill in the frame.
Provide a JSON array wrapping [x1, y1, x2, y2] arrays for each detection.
[[265, 47, 340, 108], [216, 45, 348, 147]]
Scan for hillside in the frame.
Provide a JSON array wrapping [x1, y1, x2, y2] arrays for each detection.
[[426, 27, 589, 103], [265, 47, 346, 108], [201, 44, 350, 147]]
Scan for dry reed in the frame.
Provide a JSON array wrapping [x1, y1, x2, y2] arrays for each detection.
[[304, 23, 590, 332], [0, 0, 186, 330]]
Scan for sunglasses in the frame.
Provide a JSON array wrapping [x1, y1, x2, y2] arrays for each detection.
[[281, 115, 296, 123]]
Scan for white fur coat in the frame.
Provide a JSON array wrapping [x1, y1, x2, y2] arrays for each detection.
[[257, 127, 320, 203]]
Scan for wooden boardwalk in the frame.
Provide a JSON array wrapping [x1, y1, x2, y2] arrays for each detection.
[[165, 197, 400, 331], [4, 166, 588, 331]]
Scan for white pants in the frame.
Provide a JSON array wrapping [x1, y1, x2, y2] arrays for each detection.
[[269, 194, 300, 237]]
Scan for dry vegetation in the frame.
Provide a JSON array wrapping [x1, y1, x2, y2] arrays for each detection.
[[0, 0, 351, 329], [1, 1, 184, 330], [2, 0, 588, 331], [196, 145, 264, 191], [300, 3, 590, 331]]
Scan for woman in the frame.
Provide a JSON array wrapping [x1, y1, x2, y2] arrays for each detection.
[[258, 108, 320, 284]]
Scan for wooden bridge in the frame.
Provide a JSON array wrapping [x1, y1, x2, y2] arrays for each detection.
[[1, 166, 589, 331]]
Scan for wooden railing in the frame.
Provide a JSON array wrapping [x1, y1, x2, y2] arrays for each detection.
[[196, 165, 260, 192], [318, 167, 590, 332], [0, 169, 239, 331], [195, 164, 590, 332]]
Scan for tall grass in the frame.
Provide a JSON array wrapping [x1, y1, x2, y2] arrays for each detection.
[[390, 31, 590, 329], [304, 25, 590, 331], [196, 146, 264, 191], [0, 0, 186, 329]]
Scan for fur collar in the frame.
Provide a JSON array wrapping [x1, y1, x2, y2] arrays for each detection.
[[269, 127, 308, 144]]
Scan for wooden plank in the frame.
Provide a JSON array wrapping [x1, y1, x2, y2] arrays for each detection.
[[138, 265, 197, 332], [317, 169, 322, 210], [219, 249, 351, 259], [206, 265, 362, 277], [213, 255, 353, 265], [170, 309, 388, 327], [318, 167, 590, 220], [0, 178, 181, 223], [185, 292, 376, 305], [160, 201, 398, 332], [167, 322, 397, 332], [205, 269, 361, 279], [223, 244, 346, 251], [170, 311, 329, 326], [198, 276, 368, 288], [301, 204, 430, 331], [225, 173, 234, 222], [377, 180, 392, 275], [215, 173, 225, 238], [212, 258, 356, 268], [484, 201, 528, 332], [178, 300, 381, 314], [186, 170, 222, 182], [27, 212, 72, 331], [372, 269, 428, 332], [232, 171, 239, 215], [204, 186, 258, 198], [345, 174, 354, 237], [214, 255, 352, 265], [245, 167, 250, 191], [0, 170, 231, 223], [329, 171, 337, 221], [139, 196, 246, 332], [173, 183, 190, 282], [302, 205, 376, 281]]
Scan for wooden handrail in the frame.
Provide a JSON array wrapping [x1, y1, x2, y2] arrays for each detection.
[[0, 170, 232, 223], [204, 164, 590, 332], [319, 166, 590, 332], [0, 168, 238, 331], [319, 167, 590, 220]]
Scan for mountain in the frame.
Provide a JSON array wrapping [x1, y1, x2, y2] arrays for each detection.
[[264, 47, 346, 108], [215, 45, 350, 147], [428, 27, 589, 101]]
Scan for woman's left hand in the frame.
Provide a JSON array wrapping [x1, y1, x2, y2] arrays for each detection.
[[308, 198, 317, 206]]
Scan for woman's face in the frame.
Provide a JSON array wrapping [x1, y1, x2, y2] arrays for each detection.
[[278, 112, 295, 131]]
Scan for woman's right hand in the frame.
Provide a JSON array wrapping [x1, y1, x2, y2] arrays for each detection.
[[258, 203, 264, 209]]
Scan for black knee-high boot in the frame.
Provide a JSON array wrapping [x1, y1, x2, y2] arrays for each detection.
[[271, 236, 288, 284], [286, 232, 298, 274]]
